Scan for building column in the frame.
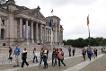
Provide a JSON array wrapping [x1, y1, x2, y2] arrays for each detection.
[[55, 25, 57, 46], [31, 21, 34, 43], [36, 23, 38, 43], [40, 24, 42, 44], [44, 26, 46, 43], [25, 20, 28, 39], [20, 18, 22, 39], [0, 17, 1, 38], [58, 24, 61, 47], [47, 28, 49, 43], [50, 29, 51, 42]]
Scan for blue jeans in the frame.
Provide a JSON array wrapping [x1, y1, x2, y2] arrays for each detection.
[[39, 57, 43, 65], [33, 56, 38, 63], [52, 57, 57, 66], [43, 57, 48, 68]]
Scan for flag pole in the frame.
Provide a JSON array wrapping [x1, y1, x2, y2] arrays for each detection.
[[87, 14, 90, 48], [51, 26, 53, 49], [88, 24, 90, 48], [51, 9, 53, 49]]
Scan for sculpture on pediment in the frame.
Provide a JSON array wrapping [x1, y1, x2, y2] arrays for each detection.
[[7, 0, 15, 4]]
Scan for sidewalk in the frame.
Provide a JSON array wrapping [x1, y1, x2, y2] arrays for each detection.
[[1, 47, 103, 71], [2, 55, 83, 71], [64, 54, 105, 71], [79, 54, 106, 71], [0, 47, 82, 70]]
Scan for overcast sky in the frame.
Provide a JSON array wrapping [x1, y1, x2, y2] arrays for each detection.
[[15, 0, 106, 40]]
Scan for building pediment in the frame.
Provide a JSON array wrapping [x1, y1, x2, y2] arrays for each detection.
[[0, 8, 9, 14], [0, 0, 46, 22], [14, 8, 46, 22], [31, 9, 46, 21]]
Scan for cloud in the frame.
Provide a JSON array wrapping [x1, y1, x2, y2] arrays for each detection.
[[40, 0, 97, 7], [15, 0, 106, 40]]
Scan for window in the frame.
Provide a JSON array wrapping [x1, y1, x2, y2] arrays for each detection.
[[2, 19, 5, 25], [1, 28, 5, 39]]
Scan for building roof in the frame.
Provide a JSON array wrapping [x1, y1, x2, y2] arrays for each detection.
[[0, 0, 46, 22], [46, 15, 61, 21]]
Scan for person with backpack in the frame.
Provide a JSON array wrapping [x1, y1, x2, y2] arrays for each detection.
[[58, 48, 66, 68]]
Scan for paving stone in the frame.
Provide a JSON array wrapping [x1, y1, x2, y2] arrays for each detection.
[[15, 56, 83, 71], [79, 54, 106, 71]]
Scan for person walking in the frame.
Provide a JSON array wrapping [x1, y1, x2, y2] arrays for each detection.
[[52, 47, 57, 66], [21, 48, 29, 68], [33, 48, 38, 63], [58, 48, 66, 68], [68, 47, 71, 57], [43, 47, 48, 69], [72, 47, 76, 56], [13, 45, 20, 67], [82, 48, 86, 61], [93, 48, 97, 59], [8, 47, 13, 62], [87, 47, 93, 61], [39, 47, 44, 66]]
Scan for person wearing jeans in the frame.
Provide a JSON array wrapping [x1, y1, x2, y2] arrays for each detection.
[[39, 48, 44, 65], [43, 47, 48, 69]]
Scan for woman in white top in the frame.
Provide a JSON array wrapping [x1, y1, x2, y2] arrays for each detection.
[[33, 48, 38, 63]]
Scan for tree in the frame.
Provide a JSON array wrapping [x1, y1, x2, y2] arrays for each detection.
[[63, 37, 106, 48]]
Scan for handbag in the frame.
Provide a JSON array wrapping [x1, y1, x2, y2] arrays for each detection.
[[58, 54, 64, 60]]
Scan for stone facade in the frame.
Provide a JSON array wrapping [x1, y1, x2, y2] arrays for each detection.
[[0, 0, 63, 46], [46, 16, 63, 47]]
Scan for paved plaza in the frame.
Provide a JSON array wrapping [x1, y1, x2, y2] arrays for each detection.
[[0, 46, 106, 71]]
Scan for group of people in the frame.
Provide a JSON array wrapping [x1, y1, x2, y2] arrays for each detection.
[[8, 45, 50, 68], [8, 45, 21, 67], [82, 47, 97, 61], [8, 45, 65, 68], [8, 45, 100, 69], [68, 47, 76, 57], [33, 47, 66, 68], [39, 46, 49, 68], [67, 46, 98, 61], [52, 48, 66, 67], [8, 45, 67, 68]]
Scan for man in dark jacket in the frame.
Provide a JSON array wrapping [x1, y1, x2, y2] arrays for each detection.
[[68, 47, 71, 57], [8, 47, 12, 61], [21, 48, 29, 68]]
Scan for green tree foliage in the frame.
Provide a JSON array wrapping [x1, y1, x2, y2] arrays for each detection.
[[63, 37, 106, 48]]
